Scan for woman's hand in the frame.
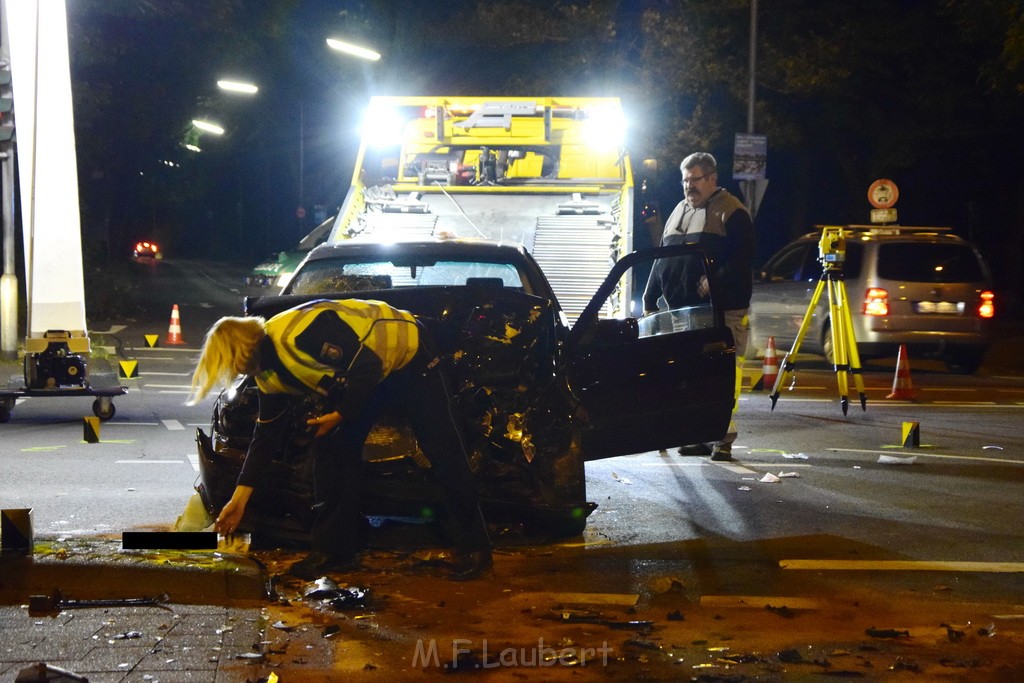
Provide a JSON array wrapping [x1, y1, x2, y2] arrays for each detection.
[[307, 411, 343, 438], [215, 485, 253, 535]]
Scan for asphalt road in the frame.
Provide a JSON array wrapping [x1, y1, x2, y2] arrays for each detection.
[[3, 257, 1024, 679]]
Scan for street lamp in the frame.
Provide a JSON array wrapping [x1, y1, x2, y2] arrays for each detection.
[[325, 38, 381, 61], [216, 79, 258, 95], [191, 119, 225, 135]]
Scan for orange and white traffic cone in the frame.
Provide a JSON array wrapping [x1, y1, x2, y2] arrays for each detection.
[[761, 336, 779, 391], [164, 304, 185, 345], [886, 344, 916, 400]]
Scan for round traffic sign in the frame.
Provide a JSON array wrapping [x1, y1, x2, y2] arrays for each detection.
[[867, 179, 899, 209]]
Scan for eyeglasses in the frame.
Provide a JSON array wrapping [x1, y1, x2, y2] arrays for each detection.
[[681, 174, 711, 186]]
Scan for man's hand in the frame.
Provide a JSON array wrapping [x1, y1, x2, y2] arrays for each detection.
[[697, 275, 710, 298], [215, 485, 253, 535], [307, 411, 343, 438]]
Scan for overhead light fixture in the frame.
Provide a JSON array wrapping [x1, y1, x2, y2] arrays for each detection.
[[191, 119, 225, 135], [217, 79, 259, 95], [184, 143, 201, 152], [326, 38, 381, 61]]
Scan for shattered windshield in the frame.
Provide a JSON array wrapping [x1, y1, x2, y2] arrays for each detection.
[[287, 258, 529, 296]]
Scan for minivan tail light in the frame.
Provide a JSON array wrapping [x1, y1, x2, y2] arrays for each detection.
[[978, 291, 995, 318], [863, 288, 889, 316]]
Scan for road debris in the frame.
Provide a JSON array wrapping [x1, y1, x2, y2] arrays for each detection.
[[759, 473, 781, 483], [15, 662, 89, 682], [865, 626, 910, 638], [878, 454, 916, 465], [27, 589, 171, 616], [301, 578, 372, 611]]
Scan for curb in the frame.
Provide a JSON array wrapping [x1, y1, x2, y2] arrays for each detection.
[[0, 539, 269, 608]]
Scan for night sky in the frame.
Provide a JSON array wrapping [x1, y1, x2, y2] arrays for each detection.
[[54, 1, 1024, 308]]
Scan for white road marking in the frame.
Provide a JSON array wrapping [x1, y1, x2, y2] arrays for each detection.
[[187, 454, 200, 472], [144, 384, 192, 389], [781, 559, 1024, 573], [715, 463, 758, 475], [828, 447, 1022, 465], [769, 398, 1023, 408], [133, 347, 200, 353], [116, 460, 186, 465], [138, 371, 191, 377], [158, 390, 191, 395], [161, 419, 185, 431], [91, 324, 127, 334], [103, 422, 160, 426]]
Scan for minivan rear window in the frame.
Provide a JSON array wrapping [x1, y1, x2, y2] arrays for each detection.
[[876, 243, 985, 282]]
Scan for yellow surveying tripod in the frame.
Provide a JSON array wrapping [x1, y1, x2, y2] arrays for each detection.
[[769, 226, 867, 415]]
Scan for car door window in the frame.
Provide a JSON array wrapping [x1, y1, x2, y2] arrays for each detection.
[[797, 245, 822, 281], [566, 245, 735, 459], [765, 245, 810, 281]]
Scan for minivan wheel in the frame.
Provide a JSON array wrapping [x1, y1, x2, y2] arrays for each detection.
[[822, 326, 835, 365], [945, 347, 984, 375]]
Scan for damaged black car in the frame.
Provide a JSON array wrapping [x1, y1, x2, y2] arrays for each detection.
[[195, 238, 735, 544]]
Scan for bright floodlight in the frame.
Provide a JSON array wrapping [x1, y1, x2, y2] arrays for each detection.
[[582, 107, 627, 151], [184, 143, 201, 152], [360, 105, 405, 147], [326, 38, 381, 61], [192, 119, 225, 135], [217, 79, 259, 95]]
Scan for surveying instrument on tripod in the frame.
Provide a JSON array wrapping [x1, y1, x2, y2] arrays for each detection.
[[769, 225, 867, 415]]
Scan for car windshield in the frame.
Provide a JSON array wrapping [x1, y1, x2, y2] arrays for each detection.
[[876, 243, 985, 282], [287, 258, 529, 295]]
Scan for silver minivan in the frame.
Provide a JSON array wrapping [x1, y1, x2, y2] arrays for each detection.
[[748, 225, 995, 374]]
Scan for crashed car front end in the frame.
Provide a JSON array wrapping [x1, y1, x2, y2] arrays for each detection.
[[196, 287, 594, 543]]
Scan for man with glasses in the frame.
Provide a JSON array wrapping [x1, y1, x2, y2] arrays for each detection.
[[643, 152, 755, 461]]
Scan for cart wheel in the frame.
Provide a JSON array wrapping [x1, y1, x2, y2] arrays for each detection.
[[93, 397, 116, 421], [0, 399, 12, 423]]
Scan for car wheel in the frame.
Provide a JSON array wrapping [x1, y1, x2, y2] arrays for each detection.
[[822, 325, 835, 365], [945, 348, 984, 375]]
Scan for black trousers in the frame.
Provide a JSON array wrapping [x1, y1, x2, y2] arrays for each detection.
[[311, 330, 491, 557]]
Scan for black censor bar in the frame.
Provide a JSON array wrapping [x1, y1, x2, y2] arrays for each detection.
[[121, 531, 218, 550]]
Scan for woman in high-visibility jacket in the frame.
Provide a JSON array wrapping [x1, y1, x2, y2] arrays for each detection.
[[188, 299, 492, 581]]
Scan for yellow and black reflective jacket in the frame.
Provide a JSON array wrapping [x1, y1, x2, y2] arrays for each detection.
[[256, 299, 417, 395], [240, 300, 420, 487]]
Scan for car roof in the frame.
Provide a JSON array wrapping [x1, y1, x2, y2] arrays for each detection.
[[304, 237, 532, 263], [797, 225, 968, 243]]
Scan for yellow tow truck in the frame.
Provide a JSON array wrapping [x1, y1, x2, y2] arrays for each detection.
[[328, 96, 635, 320]]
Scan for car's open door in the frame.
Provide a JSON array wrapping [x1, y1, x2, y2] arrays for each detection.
[[565, 245, 735, 460]]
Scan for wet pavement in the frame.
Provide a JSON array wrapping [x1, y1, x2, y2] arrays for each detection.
[[3, 534, 1024, 681]]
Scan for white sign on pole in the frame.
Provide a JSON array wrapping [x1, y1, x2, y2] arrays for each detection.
[[733, 133, 767, 180], [7, 0, 88, 338]]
